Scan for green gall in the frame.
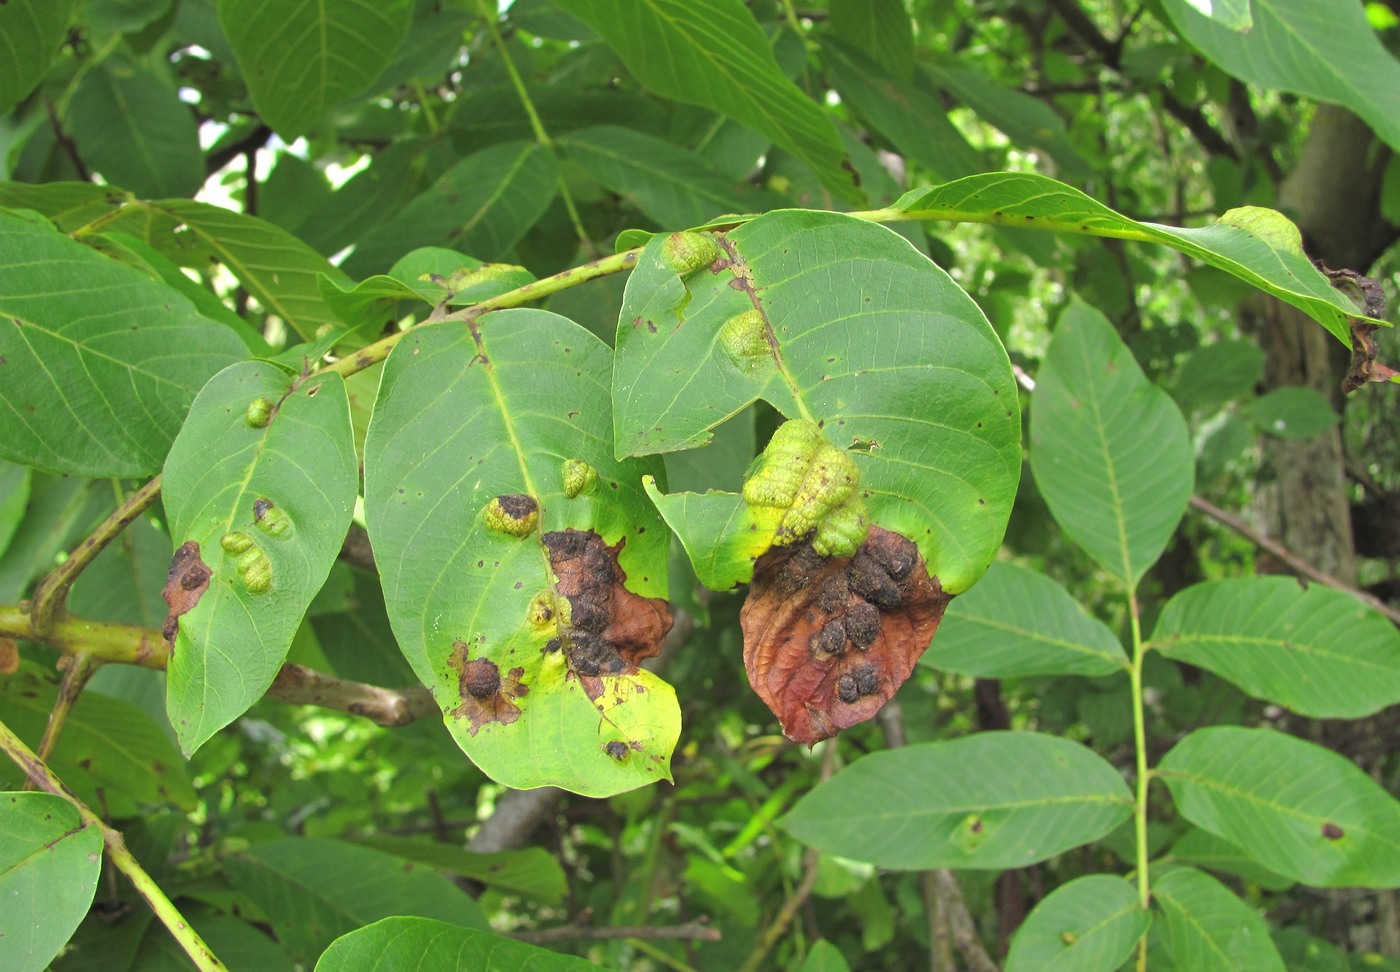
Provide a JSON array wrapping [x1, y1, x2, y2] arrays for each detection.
[[812, 498, 869, 558], [1219, 206, 1304, 255], [444, 262, 529, 292], [662, 231, 721, 277], [220, 531, 254, 555], [718, 309, 771, 373], [483, 494, 539, 537], [562, 459, 598, 498], [236, 546, 272, 594], [244, 397, 274, 428], [743, 419, 869, 552], [527, 591, 559, 629], [252, 499, 292, 538]]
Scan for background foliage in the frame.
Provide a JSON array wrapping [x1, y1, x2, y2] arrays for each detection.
[[3, 0, 1400, 970]]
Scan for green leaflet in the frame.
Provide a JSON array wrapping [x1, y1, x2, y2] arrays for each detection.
[[618, 209, 1021, 595], [363, 309, 678, 797], [892, 173, 1381, 343], [162, 362, 358, 755], [315, 917, 604, 972], [1005, 875, 1148, 972]]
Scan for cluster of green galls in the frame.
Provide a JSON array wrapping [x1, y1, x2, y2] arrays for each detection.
[[743, 420, 870, 558], [210, 396, 296, 595]]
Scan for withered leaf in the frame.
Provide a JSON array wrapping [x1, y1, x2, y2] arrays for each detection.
[[448, 641, 529, 735], [161, 540, 211, 644], [740, 526, 951, 744], [542, 529, 672, 677]]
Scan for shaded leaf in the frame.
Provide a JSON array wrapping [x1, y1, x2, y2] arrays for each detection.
[[923, 561, 1128, 677], [827, 0, 914, 80], [780, 732, 1133, 868], [1166, 828, 1294, 892], [363, 310, 678, 797], [549, 0, 854, 200], [1170, 340, 1266, 409], [1162, 0, 1253, 31], [1157, 727, 1400, 887], [894, 175, 1380, 342], [0, 211, 245, 476], [0, 460, 30, 559], [341, 141, 557, 276], [1244, 386, 1340, 439], [798, 939, 852, 972], [1150, 577, 1400, 718], [67, 59, 204, 200], [1030, 298, 1194, 586], [0, 793, 102, 972], [0, 0, 76, 116], [1151, 867, 1285, 971], [314, 917, 603, 972], [1, 664, 196, 812], [162, 362, 358, 755], [1160, 0, 1400, 153], [350, 835, 567, 904], [559, 125, 764, 228], [620, 211, 1021, 596], [224, 838, 488, 967], [218, 0, 414, 140], [1005, 875, 1148, 972]]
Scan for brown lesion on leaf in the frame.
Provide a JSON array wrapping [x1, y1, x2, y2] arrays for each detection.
[[1320, 265, 1396, 393], [1321, 822, 1345, 840], [447, 641, 529, 735], [541, 528, 672, 679], [740, 525, 951, 745], [161, 541, 212, 644]]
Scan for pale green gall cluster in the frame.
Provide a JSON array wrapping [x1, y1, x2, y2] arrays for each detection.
[[483, 494, 539, 537], [244, 396, 274, 428], [561, 459, 598, 498], [235, 545, 272, 595], [718, 309, 771, 373], [662, 231, 721, 277], [742, 419, 870, 557]]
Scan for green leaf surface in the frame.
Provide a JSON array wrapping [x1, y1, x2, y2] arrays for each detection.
[[1005, 874, 1149, 972], [798, 939, 852, 972], [779, 733, 1133, 869], [0, 182, 122, 233], [549, 0, 854, 200], [922, 561, 1128, 677], [894, 174, 1379, 342], [824, 43, 985, 183], [559, 125, 763, 229], [1159, 0, 1400, 153], [224, 838, 489, 967], [130, 199, 352, 341], [0, 476, 110, 602], [0, 460, 30, 559], [66, 60, 204, 200], [1170, 340, 1266, 409], [617, 210, 1021, 595], [218, 0, 413, 140], [0, 211, 245, 476], [363, 310, 678, 796], [296, 139, 425, 257], [314, 917, 603, 972], [1157, 727, 1400, 887], [1151, 867, 1285, 971], [1167, 828, 1294, 891], [1149, 577, 1400, 718], [162, 362, 358, 755], [828, 0, 914, 80], [82, 0, 171, 33], [1, 664, 196, 812], [1030, 299, 1194, 586], [0, 792, 102, 972], [341, 141, 558, 277], [350, 835, 567, 904], [1244, 386, 1340, 439], [1161, 0, 1253, 31], [0, 0, 76, 116]]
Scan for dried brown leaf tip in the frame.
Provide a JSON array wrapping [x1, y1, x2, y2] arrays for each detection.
[[448, 641, 529, 735], [740, 526, 951, 745], [161, 541, 212, 643], [542, 528, 672, 678]]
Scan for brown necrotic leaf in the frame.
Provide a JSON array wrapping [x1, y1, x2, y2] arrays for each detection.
[[161, 540, 211, 643], [542, 529, 673, 677], [741, 526, 951, 744], [448, 641, 529, 735]]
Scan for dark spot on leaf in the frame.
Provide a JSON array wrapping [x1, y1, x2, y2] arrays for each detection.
[[605, 741, 629, 760], [542, 529, 672, 679], [496, 494, 536, 519], [740, 527, 951, 744], [970, 817, 984, 834], [161, 541, 211, 643], [447, 643, 527, 735], [1322, 822, 1344, 840]]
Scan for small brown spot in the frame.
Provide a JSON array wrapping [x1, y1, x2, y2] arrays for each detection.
[[809, 619, 847, 657], [463, 658, 501, 699], [447, 643, 527, 734], [604, 741, 629, 760], [846, 602, 881, 649], [252, 498, 272, 521], [836, 674, 859, 703], [1322, 822, 1344, 840], [970, 817, 984, 834], [496, 493, 536, 520]]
